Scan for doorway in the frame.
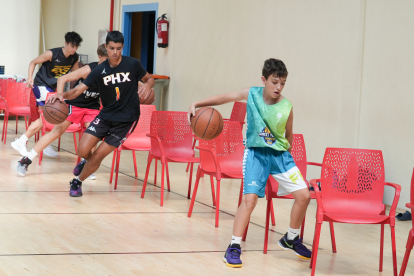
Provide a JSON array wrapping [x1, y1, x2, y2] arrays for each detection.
[[122, 4, 158, 74]]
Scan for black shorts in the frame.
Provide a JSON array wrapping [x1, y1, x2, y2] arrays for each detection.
[[85, 115, 138, 148]]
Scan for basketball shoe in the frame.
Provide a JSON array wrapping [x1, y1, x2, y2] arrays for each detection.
[[73, 159, 87, 176], [223, 244, 242, 268], [11, 138, 28, 156], [70, 178, 82, 197], [278, 233, 312, 260], [43, 145, 58, 157], [17, 157, 32, 176]]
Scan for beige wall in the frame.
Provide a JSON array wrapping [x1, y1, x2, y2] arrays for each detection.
[[40, 0, 414, 208], [0, 0, 41, 76]]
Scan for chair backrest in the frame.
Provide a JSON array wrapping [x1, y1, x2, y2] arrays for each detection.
[[229, 102, 247, 123], [29, 90, 39, 121], [411, 168, 414, 205], [0, 79, 16, 98], [320, 148, 385, 215], [0, 98, 9, 116], [198, 121, 244, 173], [149, 111, 194, 157], [5, 82, 31, 108], [133, 105, 156, 136]]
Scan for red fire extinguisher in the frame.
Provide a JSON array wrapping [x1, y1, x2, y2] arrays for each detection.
[[156, 14, 169, 48]]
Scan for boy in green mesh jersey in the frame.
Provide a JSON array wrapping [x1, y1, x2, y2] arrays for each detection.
[[187, 59, 312, 267]]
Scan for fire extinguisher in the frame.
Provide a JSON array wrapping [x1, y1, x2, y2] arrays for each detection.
[[156, 13, 169, 48]]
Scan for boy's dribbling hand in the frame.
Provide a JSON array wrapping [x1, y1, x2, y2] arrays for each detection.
[[138, 85, 153, 100], [187, 103, 196, 125], [26, 79, 34, 89], [46, 93, 64, 104]]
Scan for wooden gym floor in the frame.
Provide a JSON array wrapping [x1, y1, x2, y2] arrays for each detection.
[[0, 122, 412, 275]]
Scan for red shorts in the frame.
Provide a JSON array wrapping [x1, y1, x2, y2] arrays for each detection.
[[66, 105, 100, 125]]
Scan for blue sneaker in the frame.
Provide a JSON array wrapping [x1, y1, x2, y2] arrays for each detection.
[[73, 159, 86, 176], [223, 244, 242, 268], [69, 178, 83, 197], [278, 233, 312, 260]]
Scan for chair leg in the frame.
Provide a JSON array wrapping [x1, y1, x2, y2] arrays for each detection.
[[141, 153, 153, 199], [15, 116, 18, 134], [380, 224, 384, 271], [390, 226, 398, 276], [4, 116, 8, 144], [400, 230, 413, 276], [165, 161, 171, 192], [154, 159, 157, 185], [24, 117, 28, 130], [160, 163, 165, 207], [109, 150, 116, 184], [188, 163, 194, 199], [270, 199, 276, 226], [329, 222, 337, 253], [300, 216, 306, 239], [215, 179, 221, 228], [186, 162, 190, 172], [188, 167, 201, 218], [114, 150, 121, 190], [310, 222, 322, 275], [210, 176, 216, 206], [132, 151, 138, 178], [264, 199, 271, 254]]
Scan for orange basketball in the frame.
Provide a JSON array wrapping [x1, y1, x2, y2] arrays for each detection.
[[190, 107, 224, 140], [140, 89, 155, 105], [43, 101, 69, 124]]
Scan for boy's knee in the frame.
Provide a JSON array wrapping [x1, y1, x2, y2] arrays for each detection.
[[77, 147, 89, 159], [243, 194, 258, 211], [297, 191, 311, 205]]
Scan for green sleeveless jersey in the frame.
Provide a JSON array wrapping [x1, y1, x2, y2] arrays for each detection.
[[245, 87, 292, 151]]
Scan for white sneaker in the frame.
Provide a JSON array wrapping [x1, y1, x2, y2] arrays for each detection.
[[87, 173, 96, 180], [43, 145, 59, 158], [11, 138, 28, 157]]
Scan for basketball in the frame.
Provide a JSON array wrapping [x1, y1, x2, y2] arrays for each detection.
[[190, 107, 224, 140], [43, 101, 69, 124], [140, 89, 155, 105]]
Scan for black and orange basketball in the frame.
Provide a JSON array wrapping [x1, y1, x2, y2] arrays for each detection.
[[190, 107, 224, 140], [140, 89, 155, 105], [43, 101, 69, 124]]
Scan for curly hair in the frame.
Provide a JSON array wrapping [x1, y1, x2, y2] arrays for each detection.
[[64, 32, 83, 47], [262, 58, 288, 80]]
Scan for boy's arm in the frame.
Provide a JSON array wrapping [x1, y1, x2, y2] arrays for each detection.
[[56, 65, 92, 94], [138, 73, 155, 100], [27, 50, 53, 88], [285, 109, 294, 153], [47, 83, 89, 103], [187, 87, 250, 125]]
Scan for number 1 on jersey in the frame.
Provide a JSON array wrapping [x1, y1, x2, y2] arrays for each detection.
[[115, 87, 120, 101]]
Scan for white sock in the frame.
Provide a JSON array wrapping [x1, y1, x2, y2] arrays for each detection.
[[76, 176, 82, 182], [287, 227, 300, 240], [19, 134, 28, 143], [27, 149, 38, 161], [230, 235, 242, 245]]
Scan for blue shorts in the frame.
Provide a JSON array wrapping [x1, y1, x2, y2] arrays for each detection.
[[243, 147, 308, 197], [32, 85, 55, 106]]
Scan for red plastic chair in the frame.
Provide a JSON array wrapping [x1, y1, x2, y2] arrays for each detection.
[[38, 93, 83, 164], [399, 168, 414, 276], [109, 105, 157, 189], [309, 148, 401, 276], [5, 82, 32, 135], [187, 121, 247, 227], [141, 111, 199, 206], [186, 102, 247, 172]]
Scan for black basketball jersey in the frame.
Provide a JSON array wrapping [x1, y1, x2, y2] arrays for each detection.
[[82, 56, 147, 122], [65, 62, 100, 110], [34, 47, 79, 90]]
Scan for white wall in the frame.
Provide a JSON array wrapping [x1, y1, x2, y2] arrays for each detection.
[[0, 0, 41, 76]]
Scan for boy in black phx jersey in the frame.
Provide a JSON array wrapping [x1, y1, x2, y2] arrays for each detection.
[[47, 31, 155, 197], [12, 31, 82, 158]]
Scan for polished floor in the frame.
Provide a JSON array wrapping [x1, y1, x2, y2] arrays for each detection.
[[0, 121, 412, 275]]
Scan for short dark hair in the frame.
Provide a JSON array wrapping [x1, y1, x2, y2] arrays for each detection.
[[97, 44, 108, 57], [262, 58, 288, 80], [106, 31, 124, 45], [65, 32, 83, 47]]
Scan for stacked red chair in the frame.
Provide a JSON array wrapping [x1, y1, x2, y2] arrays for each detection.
[[38, 93, 83, 164], [109, 105, 157, 189], [186, 101, 247, 172], [4, 82, 31, 136], [141, 111, 199, 206], [0, 97, 10, 144], [399, 168, 414, 276], [309, 148, 401, 276]]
